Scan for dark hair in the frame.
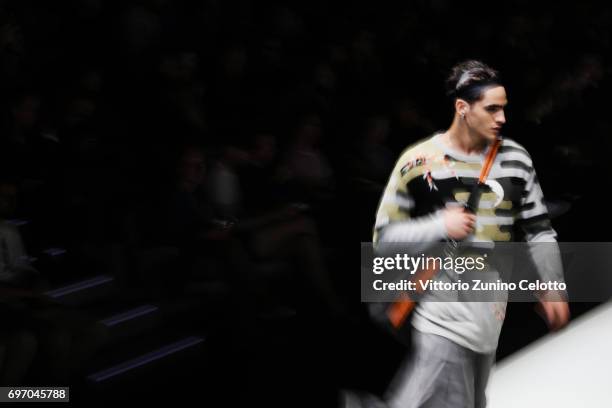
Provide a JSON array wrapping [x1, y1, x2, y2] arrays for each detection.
[[446, 60, 502, 104]]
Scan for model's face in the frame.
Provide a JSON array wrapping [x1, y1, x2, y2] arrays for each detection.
[[465, 86, 507, 142]]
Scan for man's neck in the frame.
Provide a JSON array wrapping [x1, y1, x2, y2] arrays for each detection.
[[444, 119, 488, 155]]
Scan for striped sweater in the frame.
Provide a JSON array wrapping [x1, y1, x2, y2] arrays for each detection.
[[373, 133, 563, 353]]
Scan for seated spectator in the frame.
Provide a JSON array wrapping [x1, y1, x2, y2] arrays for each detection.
[[0, 180, 38, 385], [0, 181, 39, 287], [278, 113, 335, 205], [0, 179, 107, 384], [206, 137, 346, 317]]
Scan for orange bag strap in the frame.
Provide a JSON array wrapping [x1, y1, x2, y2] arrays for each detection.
[[479, 137, 502, 184]]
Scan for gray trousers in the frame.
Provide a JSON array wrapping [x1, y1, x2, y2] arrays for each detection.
[[384, 329, 495, 408]]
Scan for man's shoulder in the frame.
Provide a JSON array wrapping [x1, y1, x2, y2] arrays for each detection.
[[390, 135, 444, 177], [500, 138, 532, 156], [498, 137, 535, 168]]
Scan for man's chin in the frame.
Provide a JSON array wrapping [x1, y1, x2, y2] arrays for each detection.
[[483, 132, 499, 142]]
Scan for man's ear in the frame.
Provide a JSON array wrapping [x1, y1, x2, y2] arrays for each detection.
[[455, 98, 469, 116]]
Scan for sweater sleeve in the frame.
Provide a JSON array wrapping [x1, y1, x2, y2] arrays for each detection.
[[517, 165, 565, 286], [373, 149, 447, 255]]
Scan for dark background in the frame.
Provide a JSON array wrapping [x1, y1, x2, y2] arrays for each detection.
[[0, 0, 609, 406]]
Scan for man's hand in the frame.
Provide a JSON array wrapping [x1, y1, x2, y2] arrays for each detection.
[[536, 299, 570, 332], [443, 206, 477, 240]]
